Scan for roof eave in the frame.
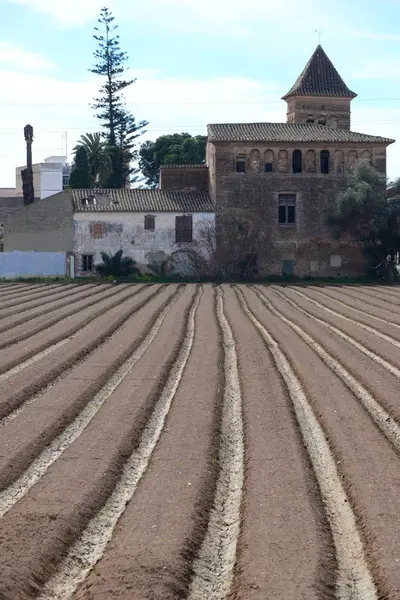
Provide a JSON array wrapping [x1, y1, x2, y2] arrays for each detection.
[[281, 90, 358, 101]]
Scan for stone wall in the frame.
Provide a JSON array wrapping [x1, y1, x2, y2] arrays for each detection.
[[3, 192, 74, 252], [286, 96, 352, 129], [159, 165, 209, 192], [210, 142, 369, 276]]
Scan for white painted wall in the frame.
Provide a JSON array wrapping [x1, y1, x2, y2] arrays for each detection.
[[73, 211, 215, 274], [16, 157, 66, 200], [0, 251, 66, 278]]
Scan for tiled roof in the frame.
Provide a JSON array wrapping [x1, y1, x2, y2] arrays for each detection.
[[160, 164, 207, 169], [71, 189, 214, 213], [207, 122, 395, 144], [282, 45, 357, 100]]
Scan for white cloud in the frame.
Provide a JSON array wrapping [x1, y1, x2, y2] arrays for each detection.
[[0, 41, 53, 71]]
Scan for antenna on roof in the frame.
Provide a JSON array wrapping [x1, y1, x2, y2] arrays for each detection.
[[315, 29, 322, 45]]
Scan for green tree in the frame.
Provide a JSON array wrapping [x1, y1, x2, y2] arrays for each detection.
[[327, 160, 400, 278], [139, 133, 207, 187], [90, 7, 148, 187], [69, 146, 91, 189], [73, 133, 112, 187], [95, 249, 141, 278]]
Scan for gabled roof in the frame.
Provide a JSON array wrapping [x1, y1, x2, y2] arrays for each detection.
[[71, 188, 214, 213], [282, 45, 357, 100], [207, 122, 394, 144]]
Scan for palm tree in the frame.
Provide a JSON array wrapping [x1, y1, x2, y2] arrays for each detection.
[[73, 133, 112, 187], [95, 250, 141, 279]]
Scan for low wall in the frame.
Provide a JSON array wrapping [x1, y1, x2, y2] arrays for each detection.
[[0, 251, 67, 279]]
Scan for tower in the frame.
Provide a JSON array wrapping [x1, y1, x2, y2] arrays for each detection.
[[282, 45, 357, 130]]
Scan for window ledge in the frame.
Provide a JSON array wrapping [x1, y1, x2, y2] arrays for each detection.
[[278, 223, 296, 227]]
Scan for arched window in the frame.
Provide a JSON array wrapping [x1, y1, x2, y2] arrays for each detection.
[[334, 150, 344, 174], [318, 115, 327, 126], [264, 149, 274, 172], [305, 150, 316, 173], [292, 149, 302, 173], [320, 150, 330, 174], [278, 150, 289, 173], [306, 114, 314, 123]]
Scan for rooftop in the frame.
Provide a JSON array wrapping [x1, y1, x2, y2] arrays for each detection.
[[71, 188, 214, 213], [282, 45, 357, 100], [160, 164, 207, 169], [207, 122, 395, 145]]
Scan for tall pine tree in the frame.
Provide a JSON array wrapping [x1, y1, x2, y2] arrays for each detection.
[[90, 7, 148, 188]]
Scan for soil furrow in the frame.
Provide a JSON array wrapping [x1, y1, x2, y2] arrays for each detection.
[[0, 283, 102, 318], [308, 287, 400, 329], [221, 285, 334, 600], [0, 283, 61, 298], [296, 287, 400, 341], [0, 283, 68, 304], [0, 284, 159, 427], [0, 285, 186, 518], [187, 286, 244, 600], [352, 286, 400, 305], [0, 284, 145, 375], [73, 284, 223, 600], [0, 284, 124, 343], [4, 285, 203, 600], [235, 286, 377, 600], [330, 286, 400, 314], [240, 286, 400, 597], [254, 287, 400, 453], [273, 287, 400, 366], [0, 284, 83, 314]]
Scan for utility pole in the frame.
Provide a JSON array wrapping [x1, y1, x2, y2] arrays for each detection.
[[22, 124, 35, 204]]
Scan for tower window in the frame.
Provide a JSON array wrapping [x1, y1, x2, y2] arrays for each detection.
[[236, 155, 246, 173], [278, 194, 296, 225], [318, 115, 327, 126], [320, 150, 330, 174], [292, 150, 302, 174], [306, 114, 314, 124], [264, 162, 273, 172]]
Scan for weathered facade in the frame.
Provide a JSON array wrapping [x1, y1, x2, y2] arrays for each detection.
[[171, 45, 396, 277]]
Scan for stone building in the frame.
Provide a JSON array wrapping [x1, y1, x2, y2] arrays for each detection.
[[161, 45, 395, 277]]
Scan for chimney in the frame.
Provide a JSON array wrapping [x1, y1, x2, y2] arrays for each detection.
[[22, 124, 35, 205]]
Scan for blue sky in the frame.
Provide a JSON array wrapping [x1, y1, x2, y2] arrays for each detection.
[[0, 0, 400, 186]]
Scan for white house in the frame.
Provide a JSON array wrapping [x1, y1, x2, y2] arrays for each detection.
[[72, 188, 215, 275], [16, 156, 70, 200]]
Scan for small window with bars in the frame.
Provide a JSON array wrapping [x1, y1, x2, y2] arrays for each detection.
[[175, 215, 193, 243], [82, 254, 93, 271], [144, 215, 155, 231], [278, 194, 296, 225]]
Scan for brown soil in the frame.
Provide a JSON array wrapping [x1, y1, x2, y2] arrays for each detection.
[[0, 283, 399, 599]]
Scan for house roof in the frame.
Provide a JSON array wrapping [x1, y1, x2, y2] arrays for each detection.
[[282, 45, 357, 100], [207, 122, 395, 145], [71, 188, 214, 213]]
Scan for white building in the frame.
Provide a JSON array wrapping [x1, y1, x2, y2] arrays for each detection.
[[16, 156, 70, 200], [72, 189, 214, 275]]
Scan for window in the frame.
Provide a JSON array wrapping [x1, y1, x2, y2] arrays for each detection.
[[318, 116, 327, 126], [292, 150, 302, 173], [236, 158, 246, 173], [320, 150, 330, 174], [82, 254, 93, 271], [176, 215, 193, 243], [282, 260, 294, 276], [62, 174, 69, 189], [278, 194, 296, 225], [91, 222, 104, 239], [144, 215, 155, 231], [330, 255, 342, 268], [306, 114, 314, 123], [264, 162, 273, 172]]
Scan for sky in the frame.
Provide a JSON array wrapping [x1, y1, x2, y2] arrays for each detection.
[[0, 0, 400, 187]]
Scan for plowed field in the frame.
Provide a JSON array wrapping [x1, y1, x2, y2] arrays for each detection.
[[0, 282, 399, 600]]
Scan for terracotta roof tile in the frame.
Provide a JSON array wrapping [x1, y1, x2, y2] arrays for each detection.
[[207, 122, 395, 144], [160, 164, 207, 169], [71, 188, 214, 213], [282, 45, 357, 100]]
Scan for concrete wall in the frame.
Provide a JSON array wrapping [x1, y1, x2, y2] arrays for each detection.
[[3, 191, 74, 252], [73, 211, 215, 275], [210, 142, 371, 277], [16, 162, 64, 200], [159, 166, 209, 191], [0, 251, 66, 279]]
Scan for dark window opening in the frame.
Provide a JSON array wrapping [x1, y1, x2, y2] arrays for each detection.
[[318, 116, 327, 125], [306, 114, 314, 123], [82, 254, 93, 272], [176, 215, 193, 243], [320, 150, 330, 174], [292, 149, 302, 173], [264, 162, 273, 172], [278, 194, 296, 225], [144, 215, 155, 231], [236, 159, 246, 173]]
